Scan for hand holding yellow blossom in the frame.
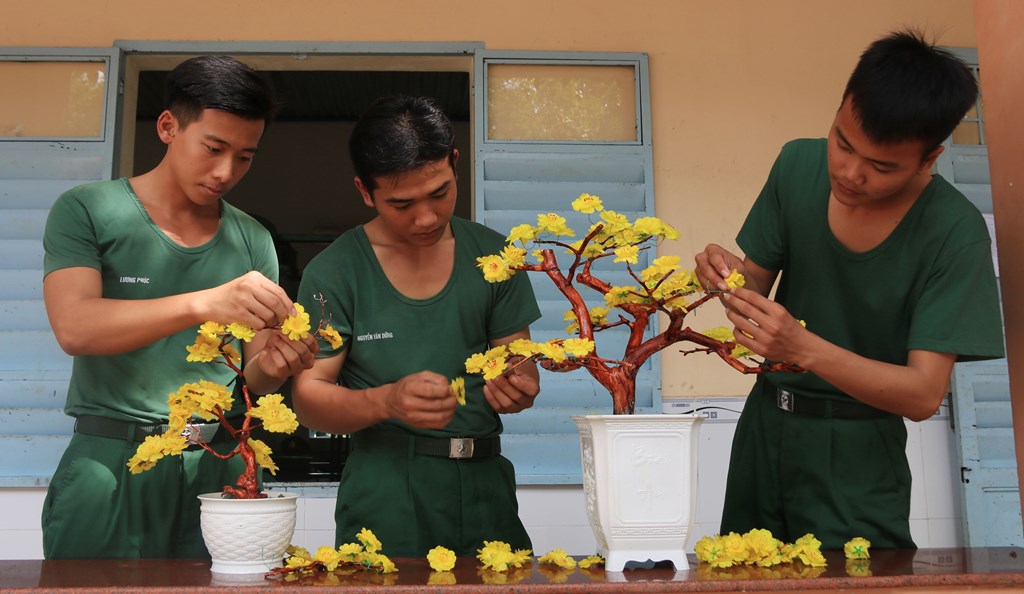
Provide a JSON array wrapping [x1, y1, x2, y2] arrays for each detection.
[[724, 268, 746, 290], [281, 303, 312, 340], [450, 377, 466, 406], [427, 545, 457, 571]]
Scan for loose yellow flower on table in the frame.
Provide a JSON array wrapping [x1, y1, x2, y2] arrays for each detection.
[[476, 540, 532, 572], [695, 529, 827, 570], [577, 554, 605, 569], [427, 545, 457, 571], [844, 536, 871, 559], [538, 548, 576, 570]]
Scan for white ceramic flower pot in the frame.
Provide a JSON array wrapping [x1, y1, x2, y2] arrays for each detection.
[[572, 414, 703, 572], [198, 491, 299, 574]]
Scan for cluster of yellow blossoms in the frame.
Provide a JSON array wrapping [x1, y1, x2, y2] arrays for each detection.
[[126, 303, 342, 478], [279, 528, 397, 575], [695, 530, 872, 570], [695, 530, 827, 569], [465, 337, 597, 381]]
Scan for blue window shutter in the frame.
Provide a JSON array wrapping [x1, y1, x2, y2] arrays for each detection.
[[0, 48, 120, 486], [936, 48, 991, 214], [951, 359, 1020, 546], [473, 51, 655, 484]]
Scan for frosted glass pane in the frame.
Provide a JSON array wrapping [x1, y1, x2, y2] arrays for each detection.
[[488, 64, 637, 142], [0, 61, 106, 137]]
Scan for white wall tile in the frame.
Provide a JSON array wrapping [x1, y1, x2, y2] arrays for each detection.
[[919, 420, 961, 520], [910, 518, 931, 547], [926, 518, 964, 548], [0, 488, 46, 530], [524, 525, 597, 556], [906, 420, 928, 520], [0, 529, 44, 560]]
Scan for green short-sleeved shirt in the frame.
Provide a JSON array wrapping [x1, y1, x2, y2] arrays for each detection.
[[297, 216, 541, 438], [43, 178, 278, 422], [737, 138, 1005, 399]]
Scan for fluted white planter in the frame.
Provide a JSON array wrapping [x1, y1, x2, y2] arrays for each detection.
[[198, 491, 299, 574], [573, 414, 703, 572]]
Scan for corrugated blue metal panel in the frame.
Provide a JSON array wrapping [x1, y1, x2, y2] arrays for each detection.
[[474, 50, 656, 484], [952, 359, 1020, 546], [0, 48, 119, 487]]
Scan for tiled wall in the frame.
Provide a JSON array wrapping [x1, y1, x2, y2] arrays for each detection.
[[0, 400, 964, 559]]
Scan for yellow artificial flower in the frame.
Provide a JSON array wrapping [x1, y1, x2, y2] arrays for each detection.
[[599, 210, 631, 235], [357, 528, 382, 554], [577, 555, 605, 569], [791, 533, 827, 567], [318, 324, 344, 349], [561, 338, 595, 358], [198, 321, 225, 339], [564, 310, 580, 334], [450, 377, 466, 406], [477, 254, 512, 282], [427, 546, 457, 572], [221, 343, 241, 366], [506, 223, 538, 245], [314, 545, 343, 571], [844, 537, 871, 560], [248, 438, 278, 475], [572, 192, 604, 213], [743, 528, 784, 567], [482, 355, 507, 380], [589, 306, 610, 325], [538, 548, 576, 570], [185, 333, 221, 363], [183, 380, 233, 420], [695, 535, 729, 568], [604, 285, 644, 308], [535, 341, 567, 364], [613, 244, 640, 264], [631, 216, 663, 238], [464, 353, 489, 374], [702, 326, 735, 344], [477, 541, 517, 572], [536, 213, 575, 237], [500, 245, 527, 268], [281, 303, 312, 340], [724, 268, 746, 290], [226, 322, 255, 342], [507, 338, 539, 357], [246, 394, 299, 433], [337, 542, 363, 560], [532, 248, 545, 263], [720, 532, 750, 567]]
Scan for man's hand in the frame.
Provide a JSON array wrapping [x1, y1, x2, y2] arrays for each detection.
[[485, 358, 540, 414], [200, 271, 295, 330], [384, 371, 458, 430], [255, 331, 320, 380], [695, 243, 747, 293], [722, 287, 808, 364]]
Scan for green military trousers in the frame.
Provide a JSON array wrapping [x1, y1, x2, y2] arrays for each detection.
[[720, 379, 915, 549], [42, 432, 244, 559], [335, 433, 531, 557]]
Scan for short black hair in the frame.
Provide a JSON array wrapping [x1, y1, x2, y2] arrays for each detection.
[[164, 55, 278, 128], [348, 95, 456, 195], [842, 29, 978, 153]]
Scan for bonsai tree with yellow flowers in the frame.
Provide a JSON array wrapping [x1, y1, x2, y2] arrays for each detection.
[[467, 193, 799, 415], [126, 301, 343, 499]]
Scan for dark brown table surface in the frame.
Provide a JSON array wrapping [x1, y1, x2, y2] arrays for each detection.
[[2, 548, 1024, 593]]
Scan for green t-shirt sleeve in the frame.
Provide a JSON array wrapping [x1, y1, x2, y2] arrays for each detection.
[[43, 186, 103, 275], [908, 220, 1004, 361], [487, 271, 541, 340], [736, 146, 792, 272]]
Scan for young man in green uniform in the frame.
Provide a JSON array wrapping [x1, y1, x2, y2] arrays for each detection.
[[292, 95, 541, 557], [41, 55, 319, 558], [695, 30, 1004, 548]]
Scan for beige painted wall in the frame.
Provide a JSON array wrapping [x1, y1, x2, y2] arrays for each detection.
[[2, 0, 978, 397]]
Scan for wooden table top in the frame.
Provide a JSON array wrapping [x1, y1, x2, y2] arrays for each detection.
[[2, 548, 1024, 593]]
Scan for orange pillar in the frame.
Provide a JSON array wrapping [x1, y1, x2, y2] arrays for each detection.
[[974, 0, 1024, 531]]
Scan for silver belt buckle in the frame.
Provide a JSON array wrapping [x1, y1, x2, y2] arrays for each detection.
[[179, 423, 216, 445], [449, 438, 475, 459], [180, 425, 200, 445], [777, 389, 794, 412]]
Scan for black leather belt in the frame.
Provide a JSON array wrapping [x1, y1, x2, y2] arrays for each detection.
[[74, 414, 231, 446], [353, 429, 501, 459], [774, 388, 892, 420]]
